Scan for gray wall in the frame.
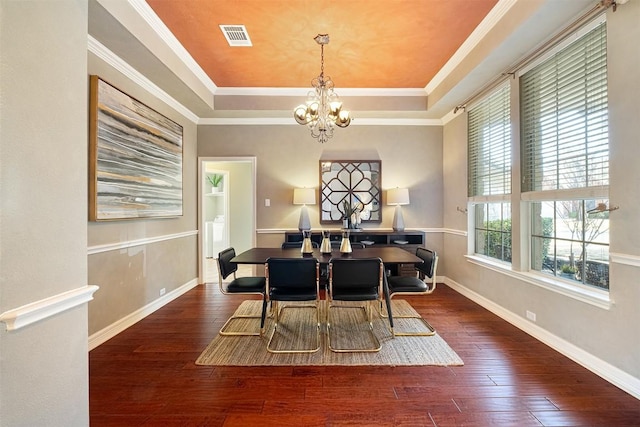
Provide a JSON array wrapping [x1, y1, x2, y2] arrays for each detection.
[[86, 53, 199, 336], [197, 124, 445, 252], [0, 1, 91, 425], [442, 3, 640, 380]]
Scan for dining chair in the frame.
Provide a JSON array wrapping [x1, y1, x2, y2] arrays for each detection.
[[382, 247, 438, 336], [217, 247, 266, 336], [320, 241, 365, 282], [261, 257, 321, 353], [327, 257, 385, 352]]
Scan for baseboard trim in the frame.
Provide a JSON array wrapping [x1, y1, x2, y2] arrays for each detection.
[[443, 276, 640, 400], [88, 278, 199, 350]]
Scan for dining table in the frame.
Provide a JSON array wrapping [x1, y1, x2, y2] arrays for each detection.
[[231, 246, 424, 333]]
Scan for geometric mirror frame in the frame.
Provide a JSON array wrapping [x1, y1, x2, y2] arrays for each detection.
[[320, 160, 381, 224]]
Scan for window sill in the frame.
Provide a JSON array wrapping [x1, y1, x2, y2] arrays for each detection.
[[464, 255, 612, 310]]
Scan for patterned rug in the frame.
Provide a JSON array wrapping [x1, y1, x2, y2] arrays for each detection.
[[196, 299, 463, 366]]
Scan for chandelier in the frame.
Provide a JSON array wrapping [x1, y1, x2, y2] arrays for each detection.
[[293, 34, 351, 143]]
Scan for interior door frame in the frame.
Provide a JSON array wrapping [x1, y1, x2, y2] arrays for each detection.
[[198, 156, 257, 284]]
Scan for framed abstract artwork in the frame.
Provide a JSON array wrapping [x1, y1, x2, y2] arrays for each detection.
[[89, 76, 183, 220]]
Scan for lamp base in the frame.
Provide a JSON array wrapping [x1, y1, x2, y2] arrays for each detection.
[[392, 205, 405, 232], [298, 205, 311, 231]]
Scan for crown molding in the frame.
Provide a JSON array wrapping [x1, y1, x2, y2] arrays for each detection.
[[198, 117, 440, 126], [425, 0, 517, 95], [88, 36, 199, 124], [213, 87, 427, 97], [127, 0, 217, 94]]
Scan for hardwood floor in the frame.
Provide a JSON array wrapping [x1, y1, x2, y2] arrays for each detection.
[[90, 277, 640, 426]]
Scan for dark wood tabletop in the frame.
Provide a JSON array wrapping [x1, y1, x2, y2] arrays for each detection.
[[231, 246, 422, 265]]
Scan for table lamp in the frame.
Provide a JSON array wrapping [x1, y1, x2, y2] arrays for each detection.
[[387, 188, 410, 231], [293, 188, 316, 231]]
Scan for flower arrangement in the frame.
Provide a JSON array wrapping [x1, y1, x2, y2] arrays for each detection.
[[342, 196, 366, 228], [341, 200, 358, 220]]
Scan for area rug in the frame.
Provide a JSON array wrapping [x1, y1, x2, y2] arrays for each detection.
[[196, 300, 463, 366]]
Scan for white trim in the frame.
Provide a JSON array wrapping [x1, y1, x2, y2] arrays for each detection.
[[88, 36, 199, 124], [0, 286, 99, 331], [199, 117, 296, 126], [610, 252, 640, 268], [88, 279, 198, 350], [198, 156, 257, 285], [88, 230, 197, 255], [520, 187, 609, 201], [425, 0, 517, 94], [465, 254, 612, 310], [441, 109, 463, 125], [198, 117, 440, 126], [213, 87, 427, 97], [443, 276, 640, 400], [352, 118, 441, 126], [439, 228, 468, 237], [256, 227, 467, 236], [256, 228, 290, 234], [128, 0, 217, 94]]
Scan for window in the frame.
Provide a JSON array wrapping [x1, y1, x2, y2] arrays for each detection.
[[531, 200, 609, 289], [521, 19, 609, 290], [475, 202, 512, 262], [468, 84, 511, 261]]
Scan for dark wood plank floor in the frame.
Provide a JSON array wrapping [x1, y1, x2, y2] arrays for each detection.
[[90, 282, 640, 426]]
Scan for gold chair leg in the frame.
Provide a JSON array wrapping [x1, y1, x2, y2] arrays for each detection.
[[327, 301, 382, 353], [266, 303, 321, 354], [219, 313, 263, 336], [379, 300, 436, 336], [219, 302, 265, 336]]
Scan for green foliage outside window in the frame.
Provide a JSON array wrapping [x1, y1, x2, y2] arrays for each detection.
[[481, 217, 553, 262]]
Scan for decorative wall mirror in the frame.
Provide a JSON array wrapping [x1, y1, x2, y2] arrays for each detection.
[[320, 161, 381, 224]]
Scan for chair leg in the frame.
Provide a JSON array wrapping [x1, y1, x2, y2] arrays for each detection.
[[379, 299, 435, 336], [327, 301, 382, 353], [220, 298, 266, 336], [259, 298, 269, 336], [266, 302, 321, 354]]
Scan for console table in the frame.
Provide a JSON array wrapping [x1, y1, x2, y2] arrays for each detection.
[[284, 229, 426, 276]]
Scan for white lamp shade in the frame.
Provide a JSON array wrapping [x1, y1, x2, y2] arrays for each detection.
[[293, 188, 316, 205], [387, 188, 410, 205]]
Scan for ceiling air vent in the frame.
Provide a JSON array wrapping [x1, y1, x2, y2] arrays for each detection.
[[219, 25, 252, 47]]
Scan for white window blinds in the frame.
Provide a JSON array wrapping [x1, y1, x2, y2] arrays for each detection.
[[468, 84, 511, 197], [521, 21, 608, 193]]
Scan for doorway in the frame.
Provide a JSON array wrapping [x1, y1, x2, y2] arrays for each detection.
[[198, 157, 256, 283]]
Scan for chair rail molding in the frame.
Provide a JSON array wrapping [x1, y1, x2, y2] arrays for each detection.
[[257, 227, 467, 236], [88, 230, 197, 255], [610, 252, 640, 268], [0, 285, 99, 331]]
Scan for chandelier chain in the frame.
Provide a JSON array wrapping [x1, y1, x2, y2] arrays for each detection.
[[320, 44, 324, 82]]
